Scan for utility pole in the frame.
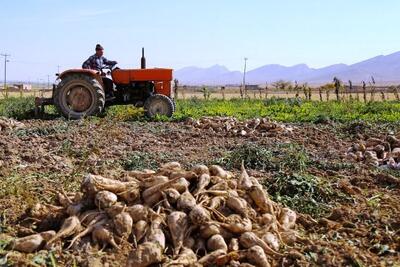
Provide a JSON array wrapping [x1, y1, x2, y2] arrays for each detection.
[[47, 75, 50, 90], [242, 57, 248, 97], [57, 65, 61, 74], [1, 53, 11, 98]]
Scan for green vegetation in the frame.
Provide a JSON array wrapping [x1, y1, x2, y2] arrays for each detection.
[[105, 105, 144, 121], [120, 151, 172, 171], [0, 97, 35, 120], [215, 142, 309, 172], [264, 172, 348, 217], [215, 142, 350, 217], [13, 122, 70, 137], [1, 96, 399, 123], [174, 98, 400, 122]]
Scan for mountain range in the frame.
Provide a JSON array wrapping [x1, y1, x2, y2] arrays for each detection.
[[174, 51, 400, 85]]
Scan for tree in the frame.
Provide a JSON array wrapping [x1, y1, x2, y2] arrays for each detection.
[[271, 80, 292, 91], [271, 80, 293, 99], [320, 83, 335, 101], [333, 77, 342, 101], [389, 85, 400, 101], [221, 86, 226, 100], [302, 83, 309, 99], [362, 81, 367, 103], [294, 81, 300, 98], [369, 76, 376, 102], [202, 86, 211, 100]]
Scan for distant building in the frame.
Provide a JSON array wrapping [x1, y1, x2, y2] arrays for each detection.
[[245, 85, 260, 90], [13, 84, 32, 91]]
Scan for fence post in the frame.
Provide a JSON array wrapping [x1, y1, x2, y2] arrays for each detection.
[[319, 87, 323, 101], [239, 85, 244, 99], [173, 79, 179, 100], [333, 77, 341, 101], [362, 81, 367, 103]]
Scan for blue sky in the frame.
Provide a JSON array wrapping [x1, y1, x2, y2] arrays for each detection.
[[1, 0, 400, 81]]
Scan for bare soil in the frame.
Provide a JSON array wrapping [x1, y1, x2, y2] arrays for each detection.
[[0, 118, 399, 266]]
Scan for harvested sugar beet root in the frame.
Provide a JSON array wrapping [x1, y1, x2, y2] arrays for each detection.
[[9, 162, 298, 266]]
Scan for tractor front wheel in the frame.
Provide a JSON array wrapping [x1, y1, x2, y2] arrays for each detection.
[[54, 74, 105, 119], [144, 94, 174, 118]]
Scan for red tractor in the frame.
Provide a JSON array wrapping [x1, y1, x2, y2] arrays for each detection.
[[35, 49, 175, 119]]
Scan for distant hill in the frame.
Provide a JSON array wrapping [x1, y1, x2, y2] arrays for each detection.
[[174, 51, 400, 85]]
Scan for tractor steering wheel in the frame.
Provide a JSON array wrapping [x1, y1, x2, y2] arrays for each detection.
[[101, 64, 118, 75]]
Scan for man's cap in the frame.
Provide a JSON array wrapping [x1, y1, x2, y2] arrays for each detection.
[[95, 44, 104, 51]]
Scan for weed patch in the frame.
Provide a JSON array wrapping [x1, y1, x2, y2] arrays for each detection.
[[264, 172, 349, 217], [105, 105, 144, 121], [0, 97, 35, 120], [120, 151, 172, 171], [14, 122, 70, 137], [216, 142, 310, 172]]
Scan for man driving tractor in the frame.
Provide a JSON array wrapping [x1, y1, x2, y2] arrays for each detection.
[[34, 46, 175, 119], [82, 44, 117, 71]]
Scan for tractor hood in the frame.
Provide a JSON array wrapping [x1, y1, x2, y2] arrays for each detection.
[[111, 68, 173, 84]]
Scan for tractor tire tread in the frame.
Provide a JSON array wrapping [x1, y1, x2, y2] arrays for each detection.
[[54, 74, 105, 120]]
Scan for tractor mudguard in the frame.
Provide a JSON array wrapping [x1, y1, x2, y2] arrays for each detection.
[[58, 69, 103, 85]]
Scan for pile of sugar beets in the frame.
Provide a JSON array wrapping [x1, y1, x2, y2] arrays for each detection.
[[185, 117, 294, 137], [10, 162, 298, 267], [346, 134, 400, 170]]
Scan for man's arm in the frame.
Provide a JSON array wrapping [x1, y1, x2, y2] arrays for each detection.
[[82, 56, 92, 69], [103, 57, 117, 66]]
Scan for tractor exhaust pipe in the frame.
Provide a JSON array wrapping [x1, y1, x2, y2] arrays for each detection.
[[141, 47, 146, 69]]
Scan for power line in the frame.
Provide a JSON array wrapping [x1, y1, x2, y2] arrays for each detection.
[[1, 53, 11, 96], [243, 57, 248, 95]]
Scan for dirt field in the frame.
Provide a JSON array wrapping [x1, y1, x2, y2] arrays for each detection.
[[0, 117, 399, 266]]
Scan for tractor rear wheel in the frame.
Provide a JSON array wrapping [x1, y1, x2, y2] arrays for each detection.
[[144, 94, 174, 118], [54, 74, 105, 119]]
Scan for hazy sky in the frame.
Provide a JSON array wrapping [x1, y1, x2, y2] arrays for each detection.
[[1, 0, 400, 81]]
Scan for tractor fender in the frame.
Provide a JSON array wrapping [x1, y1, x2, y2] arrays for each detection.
[[58, 69, 103, 85]]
